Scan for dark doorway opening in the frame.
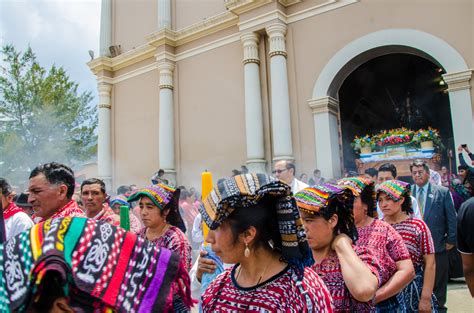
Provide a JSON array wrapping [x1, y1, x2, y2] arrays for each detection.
[[338, 53, 454, 175]]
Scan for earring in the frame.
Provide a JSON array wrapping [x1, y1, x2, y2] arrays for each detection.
[[244, 242, 250, 257]]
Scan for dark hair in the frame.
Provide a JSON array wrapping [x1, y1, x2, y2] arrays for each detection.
[[117, 185, 131, 195], [458, 165, 469, 171], [313, 169, 321, 175], [285, 161, 296, 175], [139, 191, 186, 233], [360, 185, 376, 217], [81, 178, 106, 194], [28, 271, 66, 313], [29, 162, 75, 199], [180, 189, 191, 200], [379, 163, 397, 178], [0, 178, 12, 196], [226, 195, 282, 253], [364, 167, 378, 178], [158, 169, 165, 176], [409, 159, 430, 173], [376, 189, 413, 215]]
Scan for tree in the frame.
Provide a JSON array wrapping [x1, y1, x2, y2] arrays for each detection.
[[0, 44, 97, 185]]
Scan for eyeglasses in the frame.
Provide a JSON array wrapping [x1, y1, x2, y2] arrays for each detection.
[[272, 169, 288, 174]]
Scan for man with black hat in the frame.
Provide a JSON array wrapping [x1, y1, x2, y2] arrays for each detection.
[[1, 177, 34, 240]]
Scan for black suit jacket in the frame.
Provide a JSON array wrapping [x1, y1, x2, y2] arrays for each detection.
[[412, 183, 457, 253]]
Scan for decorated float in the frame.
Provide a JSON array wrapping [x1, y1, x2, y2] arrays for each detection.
[[353, 127, 442, 176]]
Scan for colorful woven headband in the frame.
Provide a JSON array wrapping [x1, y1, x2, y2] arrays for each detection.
[[376, 180, 410, 201], [110, 195, 129, 208], [0, 217, 193, 312], [337, 176, 374, 197], [128, 183, 179, 211], [200, 173, 313, 276], [295, 183, 348, 214]]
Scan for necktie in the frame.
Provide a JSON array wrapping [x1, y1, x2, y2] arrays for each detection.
[[417, 188, 425, 217]]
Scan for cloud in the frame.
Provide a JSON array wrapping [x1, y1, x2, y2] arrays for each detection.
[[0, 0, 101, 98]]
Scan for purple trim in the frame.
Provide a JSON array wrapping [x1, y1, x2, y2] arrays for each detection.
[[138, 248, 171, 312]]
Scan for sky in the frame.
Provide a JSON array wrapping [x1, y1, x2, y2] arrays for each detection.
[[0, 0, 101, 100]]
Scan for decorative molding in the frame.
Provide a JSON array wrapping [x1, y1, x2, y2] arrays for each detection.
[[287, 0, 359, 24], [225, 0, 273, 15], [278, 0, 302, 6], [238, 10, 287, 32], [98, 104, 112, 109], [266, 23, 287, 58], [443, 69, 472, 92], [98, 82, 112, 109], [308, 96, 339, 115], [241, 32, 260, 64], [157, 61, 175, 90], [175, 33, 241, 61]]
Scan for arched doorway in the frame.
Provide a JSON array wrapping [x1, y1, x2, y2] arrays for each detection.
[[338, 53, 454, 177], [309, 29, 473, 179]]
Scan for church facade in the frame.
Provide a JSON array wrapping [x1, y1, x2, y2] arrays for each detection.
[[88, 0, 474, 190]]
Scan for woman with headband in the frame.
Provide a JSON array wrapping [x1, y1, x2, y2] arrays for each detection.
[[199, 173, 333, 312], [338, 177, 415, 311], [295, 183, 381, 312], [377, 180, 437, 313]]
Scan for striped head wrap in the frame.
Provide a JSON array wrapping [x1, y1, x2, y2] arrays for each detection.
[[110, 195, 129, 208], [294, 183, 347, 214], [199, 173, 313, 277], [376, 180, 410, 202], [337, 177, 376, 216]]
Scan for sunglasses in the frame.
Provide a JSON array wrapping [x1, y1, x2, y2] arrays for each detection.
[[272, 169, 288, 174]]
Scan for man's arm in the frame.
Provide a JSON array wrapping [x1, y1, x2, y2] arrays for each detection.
[[461, 253, 474, 296], [443, 188, 457, 247]]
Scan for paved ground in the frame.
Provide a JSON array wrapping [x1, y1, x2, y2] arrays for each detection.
[[446, 280, 473, 312]]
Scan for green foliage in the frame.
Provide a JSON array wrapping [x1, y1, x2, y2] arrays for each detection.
[[0, 44, 97, 185]]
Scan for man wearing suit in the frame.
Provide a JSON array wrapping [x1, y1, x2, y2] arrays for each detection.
[[410, 160, 457, 312]]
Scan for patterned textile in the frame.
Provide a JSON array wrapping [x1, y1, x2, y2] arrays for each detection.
[[376, 180, 410, 202], [128, 184, 178, 211], [294, 183, 347, 214], [388, 217, 435, 268], [200, 173, 313, 276], [357, 218, 411, 285], [201, 265, 333, 312], [337, 177, 376, 210], [137, 225, 192, 271], [3, 202, 23, 220], [397, 265, 438, 313], [92, 205, 120, 227], [312, 247, 382, 313], [109, 195, 129, 208], [33, 200, 84, 223], [0, 217, 193, 312]]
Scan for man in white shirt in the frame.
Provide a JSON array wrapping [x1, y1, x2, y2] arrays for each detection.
[[1, 178, 34, 240], [376, 163, 421, 219], [272, 160, 308, 194]]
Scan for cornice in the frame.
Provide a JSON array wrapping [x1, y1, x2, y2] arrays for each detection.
[[308, 96, 339, 115], [442, 69, 472, 92], [225, 0, 273, 15], [87, 44, 155, 74], [278, 0, 301, 6]]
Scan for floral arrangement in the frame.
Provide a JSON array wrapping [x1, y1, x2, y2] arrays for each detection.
[[374, 128, 414, 147], [412, 127, 443, 149], [351, 127, 443, 153], [351, 135, 374, 151]]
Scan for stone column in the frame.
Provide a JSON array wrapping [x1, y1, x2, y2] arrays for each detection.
[[158, 61, 176, 185], [99, 0, 112, 56], [241, 32, 266, 173], [443, 70, 474, 165], [157, 0, 172, 29], [97, 82, 113, 190], [308, 96, 342, 179], [266, 23, 293, 161]]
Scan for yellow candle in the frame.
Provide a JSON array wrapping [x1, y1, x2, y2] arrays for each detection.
[[201, 171, 213, 243]]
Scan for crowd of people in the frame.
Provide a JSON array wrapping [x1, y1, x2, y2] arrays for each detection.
[[0, 144, 473, 312]]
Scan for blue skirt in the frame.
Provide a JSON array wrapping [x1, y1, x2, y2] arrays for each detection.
[[397, 265, 438, 313]]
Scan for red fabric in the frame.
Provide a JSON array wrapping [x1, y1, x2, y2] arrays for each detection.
[[356, 218, 411, 284], [388, 217, 435, 267], [3, 202, 24, 219], [202, 266, 333, 312], [34, 200, 85, 223], [93, 205, 120, 227], [137, 225, 192, 271], [312, 246, 382, 313]]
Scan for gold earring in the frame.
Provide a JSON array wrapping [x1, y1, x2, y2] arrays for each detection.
[[244, 242, 250, 257]]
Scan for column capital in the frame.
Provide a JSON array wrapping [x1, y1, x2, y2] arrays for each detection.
[[443, 69, 472, 92], [157, 61, 175, 90], [241, 32, 260, 64], [98, 82, 112, 109], [266, 23, 287, 58], [308, 96, 339, 115]]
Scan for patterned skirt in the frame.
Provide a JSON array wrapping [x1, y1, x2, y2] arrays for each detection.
[[376, 295, 400, 312], [397, 265, 438, 313]]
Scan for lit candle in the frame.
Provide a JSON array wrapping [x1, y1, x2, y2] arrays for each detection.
[[201, 171, 213, 243]]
